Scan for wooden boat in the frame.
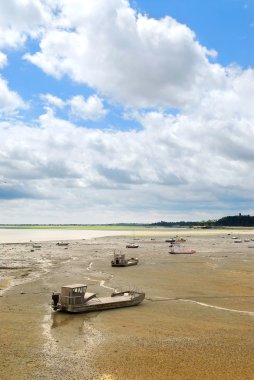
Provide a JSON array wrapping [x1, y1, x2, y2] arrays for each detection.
[[165, 239, 175, 243], [32, 244, 41, 249], [111, 252, 139, 267], [126, 243, 139, 248], [51, 284, 145, 313], [56, 242, 69, 246]]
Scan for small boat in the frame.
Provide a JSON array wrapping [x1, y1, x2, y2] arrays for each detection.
[[32, 244, 41, 249], [56, 242, 69, 246], [165, 239, 175, 243], [234, 240, 242, 243], [126, 243, 139, 248], [51, 284, 145, 313], [111, 252, 139, 267]]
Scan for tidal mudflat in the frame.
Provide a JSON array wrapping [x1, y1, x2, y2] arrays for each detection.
[[0, 229, 254, 379]]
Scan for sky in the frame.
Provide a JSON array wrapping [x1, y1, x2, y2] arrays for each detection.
[[0, 0, 254, 224]]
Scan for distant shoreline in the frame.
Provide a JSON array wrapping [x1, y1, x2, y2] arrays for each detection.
[[1, 225, 254, 230], [0, 225, 153, 230]]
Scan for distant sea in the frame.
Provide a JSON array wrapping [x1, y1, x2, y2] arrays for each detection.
[[0, 229, 131, 243]]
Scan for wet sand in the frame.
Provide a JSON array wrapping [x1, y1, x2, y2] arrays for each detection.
[[0, 229, 254, 379], [0, 228, 133, 243]]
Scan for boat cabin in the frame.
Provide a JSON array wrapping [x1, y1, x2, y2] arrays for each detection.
[[59, 284, 96, 307], [111, 252, 139, 267], [113, 253, 127, 265]]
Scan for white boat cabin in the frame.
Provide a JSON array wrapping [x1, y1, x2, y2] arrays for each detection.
[[60, 284, 96, 307]]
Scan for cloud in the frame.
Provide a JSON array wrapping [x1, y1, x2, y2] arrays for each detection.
[[0, 51, 7, 68], [0, 183, 38, 200], [68, 95, 108, 120], [1, 88, 254, 222], [0, 76, 27, 115], [40, 93, 108, 120], [41, 93, 65, 109], [0, 1, 254, 222], [0, 0, 54, 48], [24, 0, 222, 109]]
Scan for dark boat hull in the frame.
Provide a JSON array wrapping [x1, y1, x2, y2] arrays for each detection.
[[111, 261, 138, 267], [170, 251, 195, 254], [55, 292, 145, 313]]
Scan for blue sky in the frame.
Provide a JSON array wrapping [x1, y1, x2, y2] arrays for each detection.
[[133, 0, 254, 67], [0, 0, 254, 223]]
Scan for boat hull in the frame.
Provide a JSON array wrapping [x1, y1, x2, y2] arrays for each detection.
[[55, 292, 145, 313], [111, 261, 138, 267], [170, 251, 195, 254]]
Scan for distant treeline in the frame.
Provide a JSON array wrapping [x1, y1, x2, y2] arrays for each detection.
[[214, 214, 254, 227], [150, 220, 214, 227], [151, 214, 254, 227]]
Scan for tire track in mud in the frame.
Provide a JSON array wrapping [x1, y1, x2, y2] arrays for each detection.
[[147, 296, 254, 317]]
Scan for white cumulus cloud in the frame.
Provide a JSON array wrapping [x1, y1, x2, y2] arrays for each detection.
[[0, 0, 54, 48], [41, 93, 65, 109], [68, 95, 108, 120], [24, 0, 221, 109], [0, 51, 7, 68], [0, 77, 27, 115], [40, 93, 108, 120], [1, 90, 254, 223]]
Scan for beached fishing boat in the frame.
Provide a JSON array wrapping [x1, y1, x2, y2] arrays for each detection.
[[126, 243, 139, 248], [32, 244, 41, 249], [51, 284, 145, 313], [165, 239, 176, 243], [111, 252, 139, 267], [56, 242, 69, 246]]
